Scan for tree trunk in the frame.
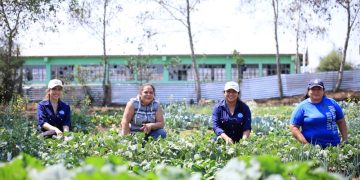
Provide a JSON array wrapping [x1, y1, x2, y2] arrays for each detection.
[[186, 0, 201, 102], [334, 2, 351, 92], [102, 0, 111, 106], [272, 0, 283, 98]]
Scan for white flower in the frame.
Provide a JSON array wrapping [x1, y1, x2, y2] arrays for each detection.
[[265, 174, 283, 180]]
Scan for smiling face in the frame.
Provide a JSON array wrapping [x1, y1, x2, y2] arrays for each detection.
[[49, 86, 63, 102], [308, 86, 324, 103], [139, 85, 155, 106], [224, 89, 239, 104]]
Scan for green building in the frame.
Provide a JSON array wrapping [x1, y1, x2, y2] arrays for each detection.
[[22, 53, 299, 85]]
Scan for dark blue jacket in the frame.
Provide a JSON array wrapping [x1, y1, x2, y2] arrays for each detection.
[[37, 100, 71, 131], [212, 99, 251, 142]]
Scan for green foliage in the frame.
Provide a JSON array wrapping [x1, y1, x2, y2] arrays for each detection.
[[0, 97, 45, 161], [0, 49, 24, 104], [317, 50, 353, 72], [1, 99, 360, 179]]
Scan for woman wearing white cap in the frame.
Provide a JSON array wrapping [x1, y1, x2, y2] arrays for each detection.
[[289, 79, 348, 148], [37, 79, 71, 137], [212, 81, 251, 144]]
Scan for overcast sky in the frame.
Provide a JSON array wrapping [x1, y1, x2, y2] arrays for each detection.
[[19, 0, 359, 69]]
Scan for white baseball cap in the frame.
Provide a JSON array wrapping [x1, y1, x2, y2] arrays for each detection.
[[48, 79, 63, 89], [224, 81, 239, 92]]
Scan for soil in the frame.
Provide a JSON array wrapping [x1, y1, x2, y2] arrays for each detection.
[[253, 90, 360, 106]]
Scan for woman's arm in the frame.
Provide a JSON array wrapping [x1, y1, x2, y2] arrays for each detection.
[[289, 124, 309, 144], [242, 130, 250, 139], [42, 122, 62, 135], [141, 106, 165, 134], [121, 101, 134, 135], [336, 118, 348, 142]]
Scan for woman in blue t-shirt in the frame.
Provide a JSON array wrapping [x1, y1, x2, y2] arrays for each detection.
[[120, 83, 166, 140], [289, 79, 348, 148]]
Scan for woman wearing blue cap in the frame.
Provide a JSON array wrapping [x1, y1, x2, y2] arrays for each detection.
[[289, 79, 348, 148], [212, 81, 251, 144], [37, 79, 71, 138]]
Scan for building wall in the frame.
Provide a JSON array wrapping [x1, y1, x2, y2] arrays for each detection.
[[22, 54, 297, 86], [23, 70, 360, 105]]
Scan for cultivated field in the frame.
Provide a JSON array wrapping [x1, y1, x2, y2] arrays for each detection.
[[0, 97, 359, 179]]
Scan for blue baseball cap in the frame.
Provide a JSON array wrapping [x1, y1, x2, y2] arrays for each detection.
[[308, 79, 324, 89]]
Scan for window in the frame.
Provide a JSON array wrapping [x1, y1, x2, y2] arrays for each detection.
[[262, 64, 290, 76], [199, 64, 225, 82], [138, 64, 163, 81], [23, 65, 46, 82], [169, 64, 192, 81], [232, 64, 259, 80], [77, 65, 102, 82], [109, 64, 134, 81], [51, 65, 74, 81]]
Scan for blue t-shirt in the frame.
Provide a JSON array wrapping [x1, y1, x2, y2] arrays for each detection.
[[212, 99, 251, 142], [290, 96, 344, 148], [37, 100, 71, 131]]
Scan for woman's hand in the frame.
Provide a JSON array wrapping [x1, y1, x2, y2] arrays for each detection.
[[54, 128, 63, 136], [140, 123, 152, 134], [220, 133, 234, 144]]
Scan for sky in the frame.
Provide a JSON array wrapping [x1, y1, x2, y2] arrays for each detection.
[[19, 0, 360, 70]]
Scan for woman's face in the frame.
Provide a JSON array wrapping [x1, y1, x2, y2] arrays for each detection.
[[308, 86, 324, 103], [224, 89, 239, 103], [140, 85, 154, 105], [49, 86, 63, 101]]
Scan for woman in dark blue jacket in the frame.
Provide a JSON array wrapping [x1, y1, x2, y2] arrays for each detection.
[[212, 81, 251, 144], [37, 79, 71, 137]]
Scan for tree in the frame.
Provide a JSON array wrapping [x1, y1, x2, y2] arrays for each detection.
[[69, 0, 122, 106], [126, 55, 153, 84], [232, 50, 245, 85], [317, 50, 353, 72], [239, 0, 284, 98], [0, 0, 63, 104], [154, 0, 202, 102], [308, 0, 360, 92], [271, 0, 283, 98], [286, 0, 326, 73]]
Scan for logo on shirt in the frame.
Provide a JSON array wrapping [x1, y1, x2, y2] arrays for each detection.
[[237, 113, 243, 119], [59, 110, 65, 115]]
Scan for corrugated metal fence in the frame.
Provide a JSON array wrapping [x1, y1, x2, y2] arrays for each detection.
[[24, 70, 360, 105]]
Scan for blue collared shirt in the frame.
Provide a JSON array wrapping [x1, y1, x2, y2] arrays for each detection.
[[212, 99, 251, 142], [37, 100, 71, 131]]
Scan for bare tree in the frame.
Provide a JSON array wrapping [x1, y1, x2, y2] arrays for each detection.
[[286, 0, 326, 73], [271, 0, 283, 98], [239, 0, 284, 98], [155, 0, 202, 102], [69, 0, 122, 105], [307, 0, 360, 92], [333, 0, 359, 92]]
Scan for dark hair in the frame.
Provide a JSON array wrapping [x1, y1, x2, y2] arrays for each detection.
[[303, 88, 326, 100], [139, 83, 156, 96]]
